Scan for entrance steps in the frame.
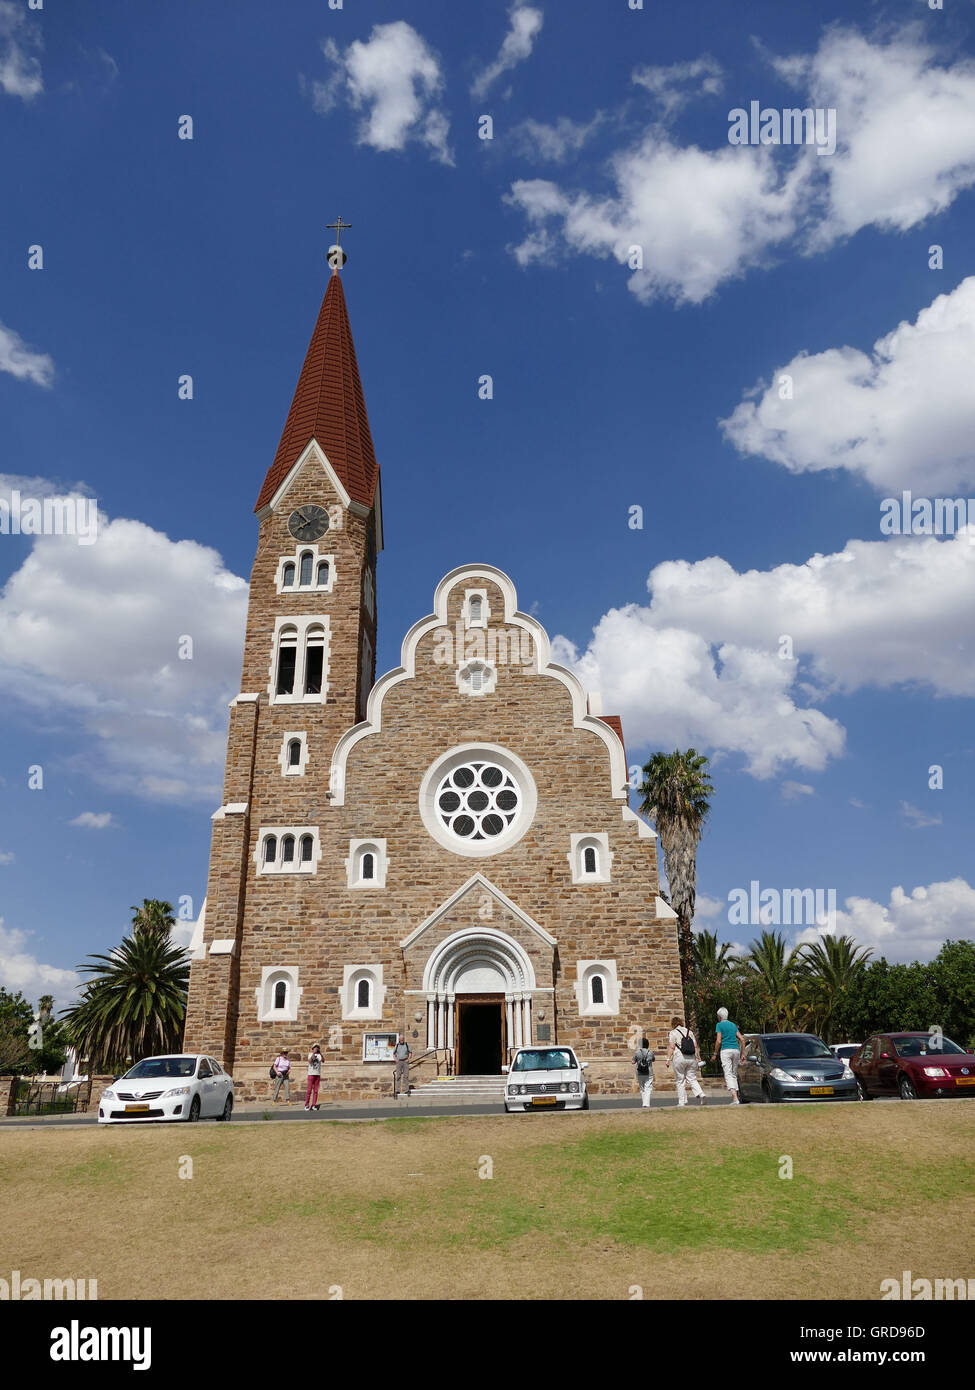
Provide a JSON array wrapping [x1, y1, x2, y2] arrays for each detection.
[[408, 1074, 506, 1102]]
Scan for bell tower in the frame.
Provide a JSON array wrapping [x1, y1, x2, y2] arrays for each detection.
[[184, 233, 382, 1062]]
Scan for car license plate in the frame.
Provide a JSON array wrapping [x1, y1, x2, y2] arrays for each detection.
[[532, 1096, 557, 1106], [809, 1086, 834, 1095], [955, 1078, 975, 1086], [125, 1104, 150, 1113]]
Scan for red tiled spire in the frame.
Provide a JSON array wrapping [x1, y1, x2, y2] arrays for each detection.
[[255, 269, 379, 512]]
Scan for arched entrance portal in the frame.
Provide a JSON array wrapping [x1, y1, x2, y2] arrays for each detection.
[[421, 928, 537, 1075]]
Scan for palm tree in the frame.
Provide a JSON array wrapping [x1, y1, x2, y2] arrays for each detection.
[[693, 930, 737, 982], [129, 899, 176, 939], [742, 930, 802, 1031], [797, 934, 872, 1041], [639, 749, 714, 1026], [62, 930, 189, 1072]]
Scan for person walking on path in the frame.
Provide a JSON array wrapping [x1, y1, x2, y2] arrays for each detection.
[[393, 1035, 411, 1097], [712, 1007, 745, 1104], [304, 1044, 323, 1111], [632, 1037, 655, 1108], [666, 1016, 706, 1106], [271, 1050, 292, 1104]]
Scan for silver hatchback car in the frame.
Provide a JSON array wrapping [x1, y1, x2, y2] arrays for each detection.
[[739, 1033, 857, 1102]]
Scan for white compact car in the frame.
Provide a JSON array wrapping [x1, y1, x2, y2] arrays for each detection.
[[98, 1054, 234, 1124], [503, 1045, 589, 1113]]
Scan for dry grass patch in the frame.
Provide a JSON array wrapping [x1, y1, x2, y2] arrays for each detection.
[[1, 1102, 973, 1300]]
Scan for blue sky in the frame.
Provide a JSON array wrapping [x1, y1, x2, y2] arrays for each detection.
[[1, 0, 974, 1005]]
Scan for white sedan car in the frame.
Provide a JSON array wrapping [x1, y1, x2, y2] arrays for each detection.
[[98, 1054, 234, 1124], [503, 1045, 589, 1112]]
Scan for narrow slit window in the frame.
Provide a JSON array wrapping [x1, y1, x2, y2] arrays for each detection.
[[300, 834, 313, 863], [316, 560, 329, 587], [282, 562, 296, 588], [469, 596, 482, 623], [281, 835, 295, 864], [263, 835, 277, 864], [299, 551, 313, 586], [590, 974, 605, 1005], [273, 981, 287, 1010], [356, 978, 371, 1009], [304, 628, 325, 695], [287, 739, 301, 768], [583, 845, 597, 875], [276, 629, 297, 695], [361, 852, 375, 881]]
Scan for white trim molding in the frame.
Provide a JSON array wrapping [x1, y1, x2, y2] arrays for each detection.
[[256, 966, 302, 1023], [255, 826, 322, 875], [456, 658, 497, 697], [345, 838, 388, 889], [622, 804, 658, 839], [267, 614, 331, 705], [329, 564, 628, 805], [278, 731, 310, 777], [655, 895, 678, 920], [402, 873, 557, 950], [568, 831, 613, 884], [574, 960, 621, 1017], [462, 588, 490, 629], [257, 438, 352, 518], [342, 964, 387, 1021], [275, 545, 336, 595], [418, 743, 537, 859]]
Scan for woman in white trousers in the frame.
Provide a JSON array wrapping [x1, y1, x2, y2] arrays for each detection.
[[666, 1016, 706, 1106]]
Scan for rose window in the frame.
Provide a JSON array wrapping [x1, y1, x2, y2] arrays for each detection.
[[435, 761, 521, 842]]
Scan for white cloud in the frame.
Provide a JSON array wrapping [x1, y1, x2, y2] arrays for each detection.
[[0, 919, 79, 1003], [900, 801, 942, 830], [472, 3, 543, 99], [507, 137, 807, 304], [778, 27, 975, 247], [782, 781, 815, 800], [0, 1, 42, 100], [506, 30, 975, 304], [722, 277, 975, 495], [795, 879, 975, 963], [0, 851, 14, 865], [0, 511, 247, 802], [694, 894, 724, 922], [553, 531, 975, 777], [304, 22, 452, 165], [632, 55, 724, 117], [69, 812, 115, 830], [511, 114, 604, 164], [0, 320, 54, 386]]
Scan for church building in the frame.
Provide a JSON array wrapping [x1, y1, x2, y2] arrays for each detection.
[[183, 243, 685, 1099]]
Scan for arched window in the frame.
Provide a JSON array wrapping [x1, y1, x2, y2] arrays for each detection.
[[274, 980, 288, 1010], [304, 626, 325, 696], [263, 835, 277, 864], [299, 551, 313, 586], [316, 559, 329, 587], [469, 595, 482, 624], [275, 627, 298, 696], [282, 562, 296, 588], [287, 739, 301, 768], [356, 978, 371, 1010], [281, 835, 295, 864], [361, 851, 375, 881], [590, 973, 605, 1006], [583, 845, 597, 875], [299, 834, 313, 863]]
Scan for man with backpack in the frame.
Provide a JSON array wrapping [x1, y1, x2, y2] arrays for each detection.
[[632, 1036, 655, 1108], [666, 1016, 706, 1106]]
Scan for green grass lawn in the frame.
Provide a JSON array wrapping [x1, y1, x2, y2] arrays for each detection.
[[2, 1103, 973, 1299]]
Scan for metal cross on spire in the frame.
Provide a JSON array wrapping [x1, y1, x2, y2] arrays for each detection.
[[326, 216, 351, 272]]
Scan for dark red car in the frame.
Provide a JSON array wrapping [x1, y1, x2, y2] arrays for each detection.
[[852, 1032, 975, 1100]]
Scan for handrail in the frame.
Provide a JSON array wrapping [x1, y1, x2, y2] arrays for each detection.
[[408, 1047, 453, 1076]]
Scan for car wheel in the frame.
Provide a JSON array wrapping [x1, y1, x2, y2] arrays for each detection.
[[581, 1093, 590, 1111], [216, 1093, 233, 1121], [187, 1096, 201, 1122], [856, 1078, 871, 1101], [898, 1074, 917, 1101]]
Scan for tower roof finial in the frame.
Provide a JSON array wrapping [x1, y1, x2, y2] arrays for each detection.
[[326, 215, 352, 273]]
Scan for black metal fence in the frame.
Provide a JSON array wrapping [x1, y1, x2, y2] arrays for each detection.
[[13, 1077, 92, 1116]]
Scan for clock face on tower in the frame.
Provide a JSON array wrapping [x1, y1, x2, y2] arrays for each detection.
[[288, 505, 330, 542]]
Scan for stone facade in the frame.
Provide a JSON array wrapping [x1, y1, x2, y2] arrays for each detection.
[[183, 273, 685, 1103]]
